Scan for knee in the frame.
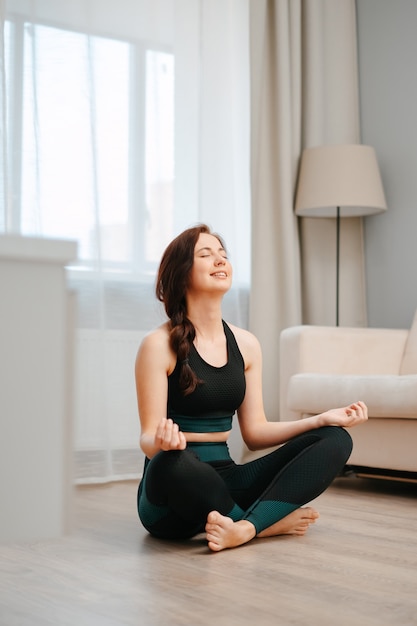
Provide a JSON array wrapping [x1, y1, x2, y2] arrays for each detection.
[[320, 425, 353, 456], [332, 426, 353, 457], [145, 449, 192, 496], [149, 448, 198, 480], [150, 448, 191, 471]]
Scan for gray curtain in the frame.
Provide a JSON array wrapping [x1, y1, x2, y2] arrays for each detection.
[[0, 0, 7, 225], [249, 0, 366, 426]]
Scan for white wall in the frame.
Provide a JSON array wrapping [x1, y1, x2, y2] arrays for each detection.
[[357, 0, 417, 329]]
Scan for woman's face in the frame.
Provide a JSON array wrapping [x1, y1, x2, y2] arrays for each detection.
[[187, 232, 232, 295]]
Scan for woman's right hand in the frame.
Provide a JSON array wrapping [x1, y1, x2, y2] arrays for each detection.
[[154, 418, 187, 451]]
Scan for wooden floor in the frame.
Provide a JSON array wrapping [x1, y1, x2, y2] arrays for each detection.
[[1, 476, 416, 626]]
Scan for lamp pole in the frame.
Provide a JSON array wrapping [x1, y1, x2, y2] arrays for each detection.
[[294, 145, 387, 328], [336, 206, 340, 326]]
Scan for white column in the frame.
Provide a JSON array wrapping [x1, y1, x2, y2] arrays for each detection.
[[0, 235, 77, 542]]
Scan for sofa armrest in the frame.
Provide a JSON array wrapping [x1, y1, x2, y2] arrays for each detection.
[[288, 373, 417, 418], [279, 325, 409, 421]]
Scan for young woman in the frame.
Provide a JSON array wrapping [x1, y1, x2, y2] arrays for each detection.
[[135, 224, 367, 551]]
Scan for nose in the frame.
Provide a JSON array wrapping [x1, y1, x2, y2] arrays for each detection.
[[214, 254, 226, 265]]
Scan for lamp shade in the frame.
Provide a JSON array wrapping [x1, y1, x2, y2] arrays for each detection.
[[294, 144, 387, 218]]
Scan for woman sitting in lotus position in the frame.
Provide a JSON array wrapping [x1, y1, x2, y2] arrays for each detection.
[[135, 224, 368, 551]]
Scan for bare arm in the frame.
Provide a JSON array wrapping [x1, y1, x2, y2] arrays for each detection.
[[232, 326, 368, 451], [135, 327, 186, 459]]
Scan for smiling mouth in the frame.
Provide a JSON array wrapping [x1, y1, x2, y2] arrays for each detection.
[[211, 272, 228, 278]]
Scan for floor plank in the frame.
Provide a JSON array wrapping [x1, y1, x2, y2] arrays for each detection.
[[1, 477, 416, 626]]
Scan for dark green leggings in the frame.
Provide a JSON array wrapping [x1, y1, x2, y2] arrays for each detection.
[[137, 426, 352, 540]]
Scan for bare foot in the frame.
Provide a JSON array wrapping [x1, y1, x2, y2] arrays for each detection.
[[205, 507, 320, 552], [257, 507, 320, 538], [205, 511, 256, 552]]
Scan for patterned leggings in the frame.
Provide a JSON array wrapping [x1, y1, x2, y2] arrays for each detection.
[[137, 426, 352, 540]]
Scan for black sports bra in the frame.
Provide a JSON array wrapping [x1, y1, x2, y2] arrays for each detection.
[[167, 321, 246, 432]]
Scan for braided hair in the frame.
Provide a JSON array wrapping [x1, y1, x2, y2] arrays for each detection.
[[156, 224, 226, 395]]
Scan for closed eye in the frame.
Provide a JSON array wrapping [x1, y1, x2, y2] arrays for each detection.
[[196, 246, 228, 259]]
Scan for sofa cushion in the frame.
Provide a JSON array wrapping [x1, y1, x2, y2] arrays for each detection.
[[287, 373, 417, 418], [400, 310, 417, 375]]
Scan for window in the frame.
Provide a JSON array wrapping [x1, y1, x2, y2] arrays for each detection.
[[4, 17, 174, 274]]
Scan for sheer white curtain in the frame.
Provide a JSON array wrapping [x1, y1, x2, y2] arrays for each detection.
[[1, 0, 251, 482]]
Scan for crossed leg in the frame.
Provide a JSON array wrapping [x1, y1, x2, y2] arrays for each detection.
[[140, 427, 351, 549], [205, 426, 351, 551]]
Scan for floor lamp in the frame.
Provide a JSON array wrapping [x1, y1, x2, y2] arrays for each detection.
[[294, 144, 387, 326]]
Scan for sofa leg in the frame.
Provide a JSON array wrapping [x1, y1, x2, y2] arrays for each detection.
[[343, 465, 417, 484]]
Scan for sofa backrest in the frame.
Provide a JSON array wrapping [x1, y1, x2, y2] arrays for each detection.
[[400, 310, 417, 375]]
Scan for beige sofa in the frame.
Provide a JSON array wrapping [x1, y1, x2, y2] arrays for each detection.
[[279, 312, 417, 480]]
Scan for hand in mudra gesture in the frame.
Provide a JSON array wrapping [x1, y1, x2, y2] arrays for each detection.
[[317, 400, 368, 429], [154, 417, 187, 451]]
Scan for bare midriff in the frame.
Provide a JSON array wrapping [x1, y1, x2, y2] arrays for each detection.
[[185, 430, 231, 443]]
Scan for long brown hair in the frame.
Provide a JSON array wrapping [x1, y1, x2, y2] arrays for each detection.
[[156, 223, 226, 395]]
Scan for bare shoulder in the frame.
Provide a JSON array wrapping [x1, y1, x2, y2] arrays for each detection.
[[135, 323, 175, 373], [139, 323, 170, 351], [226, 323, 262, 367]]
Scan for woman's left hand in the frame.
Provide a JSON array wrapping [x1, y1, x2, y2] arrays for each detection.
[[317, 400, 368, 429]]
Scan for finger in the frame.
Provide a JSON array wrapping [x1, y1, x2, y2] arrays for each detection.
[[169, 422, 181, 448], [357, 401, 368, 418], [348, 402, 360, 411], [350, 402, 368, 423], [171, 424, 188, 450], [351, 401, 364, 415], [155, 419, 173, 450], [162, 418, 174, 444], [155, 418, 167, 443], [178, 431, 187, 450]]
